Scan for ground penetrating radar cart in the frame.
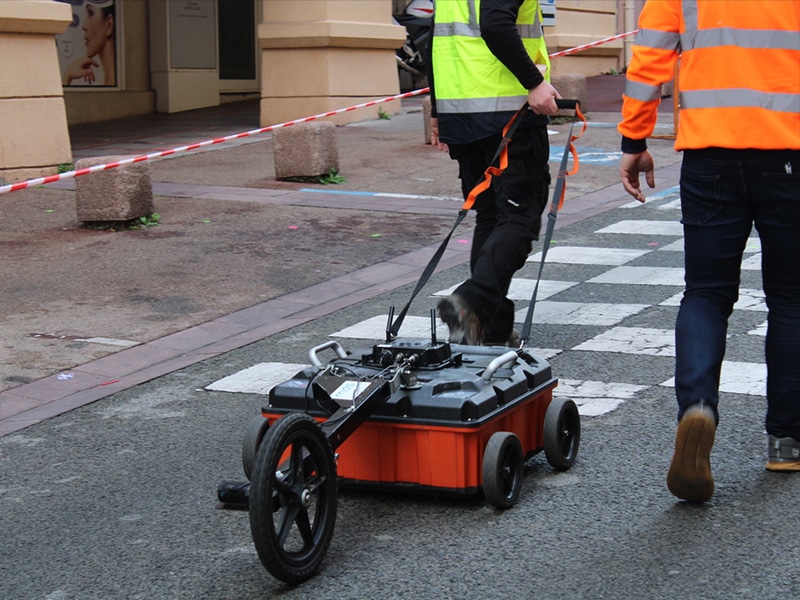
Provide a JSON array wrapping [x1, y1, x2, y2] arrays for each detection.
[[216, 100, 586, 583], [217, 316, 580, 583]]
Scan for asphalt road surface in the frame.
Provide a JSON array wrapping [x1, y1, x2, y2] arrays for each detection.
[[2, 182, 797, 599]]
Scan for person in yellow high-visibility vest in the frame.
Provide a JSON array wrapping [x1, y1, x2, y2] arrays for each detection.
[[429, 0, 561, 347], [618, 0, 800, 503]]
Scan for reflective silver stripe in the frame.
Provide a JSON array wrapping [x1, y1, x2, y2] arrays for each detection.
[[436, 96, 528, 113], [681, 0, 799, 51], [692, 28, 800, 51], [681, 89, 800, 113], [682, 0, 699, 50], [634, 28, 681, 51], [468, 0, 478, 28], [433, 5, 543, 39], [434, 22, 480, 37], [517, 23, 544, 39], [624, 79, 662, 102]]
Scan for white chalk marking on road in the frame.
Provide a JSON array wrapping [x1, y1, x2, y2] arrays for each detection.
[[77, 337, 139, 348]]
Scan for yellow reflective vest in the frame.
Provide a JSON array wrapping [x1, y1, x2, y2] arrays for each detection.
[[619, 0, 800, 151], [432, 0, 551, 116]]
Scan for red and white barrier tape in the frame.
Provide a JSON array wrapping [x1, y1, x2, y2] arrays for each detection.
[[0, 30, 637, 196], [548, 29, 637, 59]]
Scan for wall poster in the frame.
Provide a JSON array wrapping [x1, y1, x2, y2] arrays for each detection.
[[55, 0, 119, 87]]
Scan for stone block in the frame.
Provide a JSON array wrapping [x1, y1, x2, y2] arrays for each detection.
[[551, 73, 588, 115], [273, 121, 339, 180], [75, 155, 154, 223]]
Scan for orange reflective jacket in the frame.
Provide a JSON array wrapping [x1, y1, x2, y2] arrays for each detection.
[[619, 0, 800, 151]]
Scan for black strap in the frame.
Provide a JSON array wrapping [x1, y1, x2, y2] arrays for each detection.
[[388, 101, 583, 341], [388, 103, 530, 338], [519, 106, 581, 345]]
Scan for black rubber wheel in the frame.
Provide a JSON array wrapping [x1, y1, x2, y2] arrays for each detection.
[[249, 413, 337, 584], [543, 397, 581, 471], [242, 414, 270, 481], [482, 431, 524, 509]]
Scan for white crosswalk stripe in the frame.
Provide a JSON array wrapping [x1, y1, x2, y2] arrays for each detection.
[[596, 219, 684, 236], [573, 326, 675, 356], [207, 189, 769, 419], [514, 301, 649, 326], [207, 362, 308, 395], [527, 246, 650, 265], [660, 361, 767, 396], [588, 266, 685, 286], [556, 379, 649, 417]]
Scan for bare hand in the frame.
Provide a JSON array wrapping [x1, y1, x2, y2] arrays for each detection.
[[63, 57, 99, 85], [620, 151, 656, 202], [430, 117, 449, 152], [527, 81, 562, 116]]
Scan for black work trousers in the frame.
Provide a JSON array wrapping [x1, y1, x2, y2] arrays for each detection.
[[448, 124, 551, 343]]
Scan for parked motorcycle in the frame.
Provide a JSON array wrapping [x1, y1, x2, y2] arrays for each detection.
[[394, 0, 433, 89]]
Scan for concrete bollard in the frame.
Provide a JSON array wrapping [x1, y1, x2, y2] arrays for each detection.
[[75, 156, 154, 223], [273, 121, 339, 180], [551, 74, 588, 115]]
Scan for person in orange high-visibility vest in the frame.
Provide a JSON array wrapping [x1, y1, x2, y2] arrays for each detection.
[[618, 0, 800, 503]]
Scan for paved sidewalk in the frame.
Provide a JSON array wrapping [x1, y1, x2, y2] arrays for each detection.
[[0, 76, 681, 435]]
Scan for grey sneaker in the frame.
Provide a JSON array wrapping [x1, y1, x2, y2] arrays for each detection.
[[766, 435, 800, 472], [437, 295, 482, 346], [666, 403, 716, 503]]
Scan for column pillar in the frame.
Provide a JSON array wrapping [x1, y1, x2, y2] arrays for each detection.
[[258, 0, 406, 126], [0, 1, 72, 184]]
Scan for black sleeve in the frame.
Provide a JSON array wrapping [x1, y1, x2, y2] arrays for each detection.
[[480, 0, 545, 90], [424, 12, 437, 117], [621, 136, 648, 153]]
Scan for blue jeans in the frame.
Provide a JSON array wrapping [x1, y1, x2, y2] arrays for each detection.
[[675, 148, 800, 438]]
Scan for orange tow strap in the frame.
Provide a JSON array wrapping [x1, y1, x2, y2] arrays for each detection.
[[388, 101, 585, 339], [462, 102, 586, 212]]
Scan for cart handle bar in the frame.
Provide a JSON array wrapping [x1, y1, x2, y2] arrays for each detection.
[[481, 350, 519, 381], [555, 99, 580, 110], [309, 341, 348, 369]]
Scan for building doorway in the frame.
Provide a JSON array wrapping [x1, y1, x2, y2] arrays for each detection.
[[218, 0, 259, 95]]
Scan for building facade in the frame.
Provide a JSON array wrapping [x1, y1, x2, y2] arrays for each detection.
[[1, 0, 642, 185]]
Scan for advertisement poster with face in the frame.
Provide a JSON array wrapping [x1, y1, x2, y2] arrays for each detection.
[[55, 0, 117, 87]]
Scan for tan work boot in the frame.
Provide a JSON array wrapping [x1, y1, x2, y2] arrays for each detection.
[[666, 403, 716, 503]]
